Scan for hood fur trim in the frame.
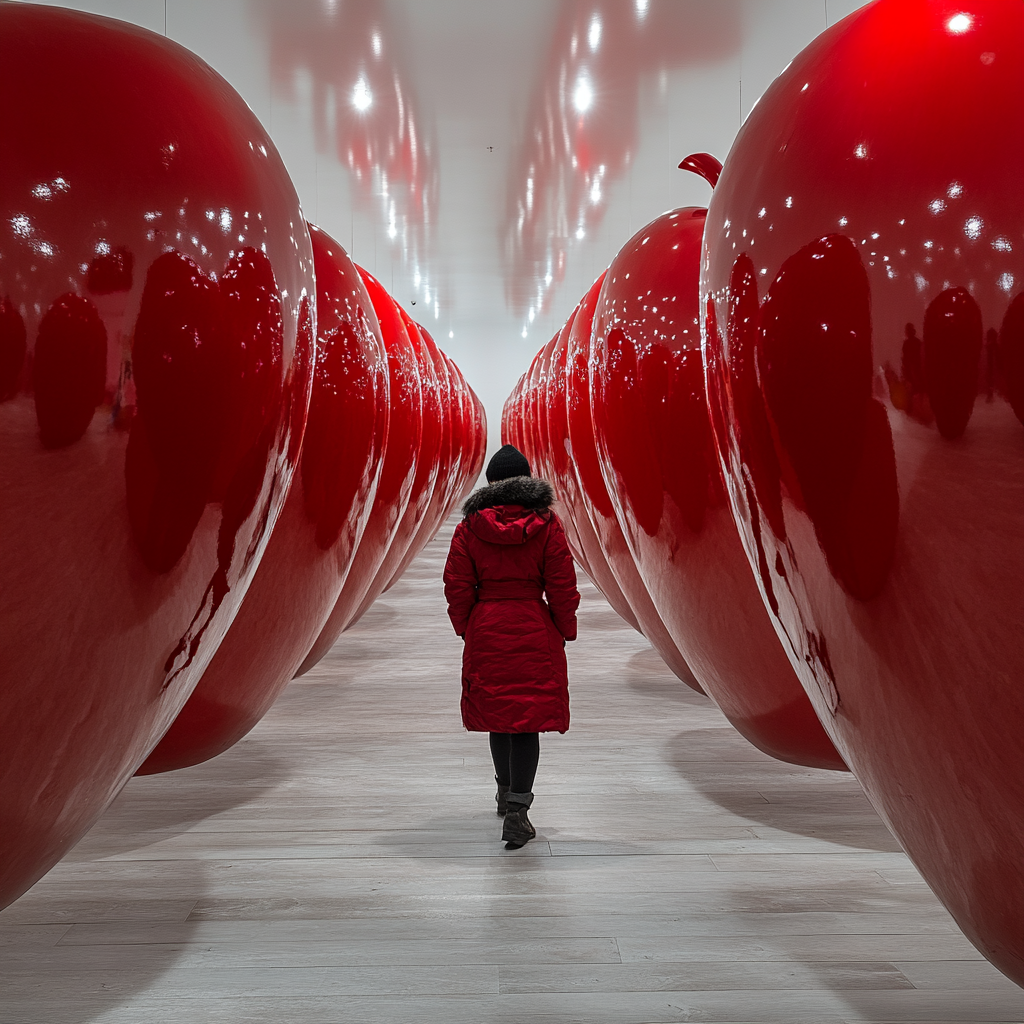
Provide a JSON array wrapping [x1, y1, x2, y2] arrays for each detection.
[[462, 476, 554, 517]]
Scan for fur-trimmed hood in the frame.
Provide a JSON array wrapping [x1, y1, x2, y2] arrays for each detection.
[[461, 476, 555, 546], [461, 476, 554, 517]]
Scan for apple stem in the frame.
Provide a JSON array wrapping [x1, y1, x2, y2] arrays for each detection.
[[678, 153, 722, 189]]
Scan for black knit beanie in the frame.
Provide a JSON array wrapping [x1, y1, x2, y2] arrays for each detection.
[[485, 444, 531, 483]]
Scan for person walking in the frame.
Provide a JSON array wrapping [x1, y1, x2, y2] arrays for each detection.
[[443, 444, 580, 848]]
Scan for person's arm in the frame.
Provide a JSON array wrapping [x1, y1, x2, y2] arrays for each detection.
[[442, 521, 478, 636], [542, 514, 581, 640]]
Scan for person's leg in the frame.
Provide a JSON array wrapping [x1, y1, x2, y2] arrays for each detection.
[[508, 732, 540, 794], [489, 733, 511, 815], [489, 732, 511, 786], [503, 733, 540, 848]]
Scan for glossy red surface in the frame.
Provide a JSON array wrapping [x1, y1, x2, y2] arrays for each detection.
[[378, 323, 458, 593], [537, 302, 633, 627], [591, 199, 844, 768], [702, 0, 1024, 983], [344, 307, 436, 628], [441, 350, 471, 503], [468, 387, 488, 488], [384, 325, 454, 591], [297, 268, 423, 674], [139, 224, 387, 774], [542, 316, 591, 573], [565, 276, 700, 690], [0, 6, 314, 905]]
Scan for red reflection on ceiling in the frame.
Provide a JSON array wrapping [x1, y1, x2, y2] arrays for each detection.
[[256, 0, 437, 275], [503, 0, 740, 322]]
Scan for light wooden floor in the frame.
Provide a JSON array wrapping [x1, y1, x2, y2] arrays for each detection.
[[3, 521, 1023, 1024]]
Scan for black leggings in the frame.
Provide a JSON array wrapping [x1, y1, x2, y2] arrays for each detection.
[[489, 732, 540, 793]]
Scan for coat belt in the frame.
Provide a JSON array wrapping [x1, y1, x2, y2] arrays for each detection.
[[477, 581, 544, 601]]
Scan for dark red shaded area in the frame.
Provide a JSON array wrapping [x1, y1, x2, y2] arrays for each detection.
[[725, 253, 785, 540], [758, 234, 898, 601], [86, 246, 134, 294], [33, 292, 106, 449], [923, 287, 982, 441], [1000, 292, 1024, 427], [0, 297, 27, 402]]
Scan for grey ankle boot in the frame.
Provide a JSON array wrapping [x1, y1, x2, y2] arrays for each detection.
[[495, 778, 510, 816], [501, 791, 536, 849]]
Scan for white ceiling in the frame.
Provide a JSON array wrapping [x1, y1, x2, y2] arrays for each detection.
[[30, 0, 869, 442]]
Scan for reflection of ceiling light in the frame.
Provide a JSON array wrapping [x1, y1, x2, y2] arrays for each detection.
[[947, 13, 972, 34], [635, 0, 648, 17], [372, 31, 382, 56], [573, 77, 593, 113], [521, 328, 528, 338], [449, 331, 454, 339], [352, 78, 372, 111], [964, 216, 983, 240], [576, 227, 585, 240], [590, 181, 601, 204], [588, 16, 601, 51]]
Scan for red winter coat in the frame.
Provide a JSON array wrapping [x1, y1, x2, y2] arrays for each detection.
[[443, 476, 580, 734]]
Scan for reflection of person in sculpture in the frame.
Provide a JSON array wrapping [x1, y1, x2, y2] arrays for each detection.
[[901, 321, 923, 395], [984, 327, 999, 401], [443, 444, 580, 849]]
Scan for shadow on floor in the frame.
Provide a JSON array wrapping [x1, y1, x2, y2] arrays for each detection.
[[0, 738, 298, 1023], [663, 727, 900, 853], [63, 739, 292, 862]]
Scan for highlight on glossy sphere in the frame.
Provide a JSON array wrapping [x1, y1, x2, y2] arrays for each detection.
[[701, 0, 1023, 983], [0, 5, 314, 906], [138, 224, 388, 774]]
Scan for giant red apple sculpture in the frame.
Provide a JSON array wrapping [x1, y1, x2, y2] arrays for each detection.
[[138, 225, 387, 773], [566, 276, 702, 691], [702, 0, 1024, 982], [297, 268, 422, 674], [541, 313, 596, 581], [590, 161, 844, 768], [384, 326, 457, 590], [345, 308, 439, 627], [539, 300, 640, 629], [0, 6, 314, 905]]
